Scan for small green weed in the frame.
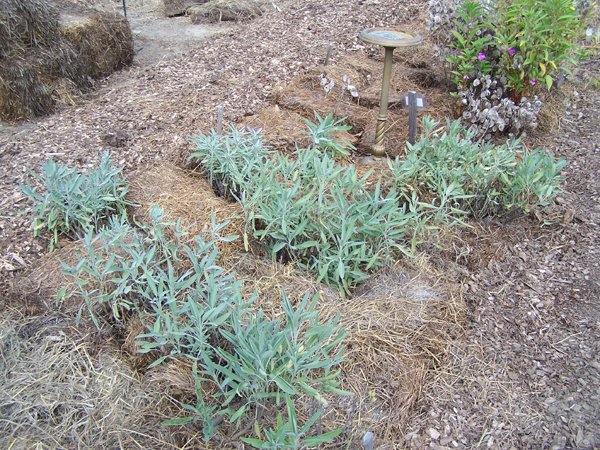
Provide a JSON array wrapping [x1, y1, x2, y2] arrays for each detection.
[[20, 151, 129, 250], [304, 112, 355, 157]]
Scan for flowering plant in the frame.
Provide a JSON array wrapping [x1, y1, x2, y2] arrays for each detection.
[[447, 0, 582, 101], [441, 0, 583, 138], [495, 0, 580, 96], [446, 2, 495, 89]]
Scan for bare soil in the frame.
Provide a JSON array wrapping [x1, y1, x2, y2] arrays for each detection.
[[1, 0, 599, 448]]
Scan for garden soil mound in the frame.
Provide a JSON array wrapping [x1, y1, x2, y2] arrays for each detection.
[[271, 54, 453, 156], [0, 0, 132, 121]]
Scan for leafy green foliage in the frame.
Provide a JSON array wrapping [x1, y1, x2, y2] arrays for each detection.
[[447, 0, 582, 99], [496, 0, 581, 93], [60, 208, 347, 444], [304, 112, 355, 157], [192, 130, 415, 295], [389, 117, 567, 217], [60, 206, 241, 330], [241, 395, 343, 449], [202, 292, 346, 409], [446, 1, 495, 89], [189, 127, 269, 198], [20, 151, 129, 250]]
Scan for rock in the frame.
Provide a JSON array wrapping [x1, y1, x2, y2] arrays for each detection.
[[428, 427, 441, 440]]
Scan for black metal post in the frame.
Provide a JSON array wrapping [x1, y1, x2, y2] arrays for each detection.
[[408, 91, 418, 145], [122, 0, 127, 18]]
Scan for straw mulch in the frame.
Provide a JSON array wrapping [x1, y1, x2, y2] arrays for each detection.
[[0, 310, 183, 449], [0, 0, 132, 121], [188, 0, 264, 23], [241, 104, 358, 152], [271, 53, 454, 157], [127, 163, 245, 259], [224, 252, 465, 446]]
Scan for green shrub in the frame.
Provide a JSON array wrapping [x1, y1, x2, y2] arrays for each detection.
[[241, 395, 344, 449], [191, 130, 415, 295], [20, 151, 129, 250], [189, 127, 269, 198], [389, 117, 567, 217], [447, 0, 582, 98], [60, 207, 346, 444]]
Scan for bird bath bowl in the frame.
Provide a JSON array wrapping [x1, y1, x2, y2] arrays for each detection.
[[359, 28, 422, 156]]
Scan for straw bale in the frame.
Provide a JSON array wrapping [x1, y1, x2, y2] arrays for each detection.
[[60, 11, 133, 80], [0, 0, 132, 121], [189, 0, 264, 23], [0, 311, 182, 449], [127, 163, 245, 259], [162, 0, 207, 17], [228, 252, 463, 445]]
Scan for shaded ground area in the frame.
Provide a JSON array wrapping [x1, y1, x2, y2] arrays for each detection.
[[1, 0, 599, 447]]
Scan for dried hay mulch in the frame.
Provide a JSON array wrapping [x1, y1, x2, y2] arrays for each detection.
[[189, 0, 264, 23], [0, 0, 132, 121], [227, 253, 465, 446], [10, 240, 86, 316], [0, 310, 183, 449], [127, 163, 245, 259], [240, 104, 358, 152], [271, 52, 454, 157]]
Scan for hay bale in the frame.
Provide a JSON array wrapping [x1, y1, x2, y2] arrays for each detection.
[[0, 311, 182, 449], [127, 164, 245, 259], [0, 0, 132, 121], [60, 12, 133, 80], [189, 0, 264, 23], [162, 0, 207, 17]]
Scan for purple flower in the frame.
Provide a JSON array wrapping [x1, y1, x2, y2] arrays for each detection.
[[477, 52, 486, 61], [499, 45, 505, 52], [468, 22, 474, 29], [530, 78, 537, 85], [463, 74, 470, 81], [508, 47, 516, 56]]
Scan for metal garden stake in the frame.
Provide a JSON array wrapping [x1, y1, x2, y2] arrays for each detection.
[[359, 29, 422, 157]]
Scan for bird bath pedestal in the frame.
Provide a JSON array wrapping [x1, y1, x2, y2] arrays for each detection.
[[359, 28, 422, 157]]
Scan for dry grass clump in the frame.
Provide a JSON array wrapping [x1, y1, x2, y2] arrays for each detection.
[[189, 0, 264, 23], [0, 311, 182, 449], [10, 241, 85, 316], [229, 253, 464, 445], [128, 163, 245, 259], [0, 0, 132, 121]]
